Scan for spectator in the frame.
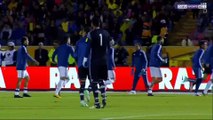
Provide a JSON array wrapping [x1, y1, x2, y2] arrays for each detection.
[[141, 18, 152, 46], [114, 43, 129, 66], [2, 41, 16, 66], [182, 35, 193, 46], [34, 42, 49, 66], [10, 22, 26, 45], [120, 18, 131, 45], [45, 20, 58, 45], [8, 0, 18, 11], [125, 24, 134, 45], [181, 39, 187, 46], [32, 24, 45, 45], [1, 24, 12, 45], [0, 0, 181, 46], [159, 19, 168, 45], [203, 24, 213, 39], [48, 40, 59, 66]]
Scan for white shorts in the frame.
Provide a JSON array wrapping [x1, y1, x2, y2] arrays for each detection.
[[17, 70, 29, 79], [150, 67, 162, 78], [58, 66, 68, 78], [108, 70, 115, 82]]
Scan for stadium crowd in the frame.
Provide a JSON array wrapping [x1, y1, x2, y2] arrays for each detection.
[[0, 0, 187, 46], [0, 0, 212, 67]]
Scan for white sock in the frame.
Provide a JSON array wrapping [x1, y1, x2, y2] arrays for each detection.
[[15, 89, 20, 95], [23, 87, 28, 94], [148, 89, 152, 94], [204, 80, 212, 94], [55, 80, 63, 95]]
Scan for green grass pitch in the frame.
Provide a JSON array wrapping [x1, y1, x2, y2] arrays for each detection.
[[0, 92, 212, 119]]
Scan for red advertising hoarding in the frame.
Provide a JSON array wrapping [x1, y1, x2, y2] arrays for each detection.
[[0, 67, 211, 91]]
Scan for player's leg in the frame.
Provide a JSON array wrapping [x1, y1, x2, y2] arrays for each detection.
[[80, 80, 88, 107], [194, 68, 203, 96], [14, 70, 24, 98], [99, 80, 106, 108], [203, 71, 213, 95], [203, 80, 212, 95], [89, 65, 101, 109], [90, 81, 100, 109], [129, 70, 140, 94], [84, 68, 91, 102], [189, 67, 199, 91], [78, 67, 88, 107], [98, 65, 108, 108], [141, 70, 152, 96], [105, 70, 115, 86], [149, 67, 162, 95], [23, 70, 31, 97], [150, 67, 162, 87], [203, 64, 210, 80], [54, 67, 66, 98], [97, 65, 108, 108], [61, 67, 69, 87]]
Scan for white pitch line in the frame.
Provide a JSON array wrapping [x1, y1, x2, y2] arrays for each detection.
[[101, 113, 211, 120]]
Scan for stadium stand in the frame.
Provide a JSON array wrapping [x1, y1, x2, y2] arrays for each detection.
[[0, 0, 185, 46], [0, 0, 212, 67]]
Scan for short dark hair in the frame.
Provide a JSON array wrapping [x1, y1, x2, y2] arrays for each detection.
[[134, 40, 141, 46], [60, 35, 70, 45], [83, 26, 90, 33], [91, 17, 100, 27], [199, 40, 207, 47], [21, 36, 28, 45]]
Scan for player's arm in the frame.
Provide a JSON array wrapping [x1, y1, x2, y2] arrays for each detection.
[[131, 53, 135, 68], [25, 48, 39, 65], [203, 46, 212, 65], [142, 51, 148, 69], [199, 50, 205, 69], [83, 34, 91, 67], [73, 43, 78, 61], [13, 50, 17, 65], [69, 46, 74, 57], [139, 51, 148, 75], [111, 48, 116, 68], [131, 53, 135, 75], [157, 45, 166, 63], [82, 41, 90, 67]]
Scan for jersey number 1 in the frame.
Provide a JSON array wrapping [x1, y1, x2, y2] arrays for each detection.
[[99, 34, 103, 46]]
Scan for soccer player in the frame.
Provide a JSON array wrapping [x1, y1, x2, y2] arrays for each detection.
[[149, 36, 167, 96], [52, 36, 74, 98], [202, 42, 213, 95], [14, 36, 39, 98], [129, 42, 150, 95], [199, 41, 212, 82], [104, 39, 116, 89], [75, 27, 91, 107], [188, 41, 207, 96], [83, 17, 112, 109]]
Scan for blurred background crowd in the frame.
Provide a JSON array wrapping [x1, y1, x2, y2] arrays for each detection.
[[0, 0, 212, 67], [0, 0, 211, 46]]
